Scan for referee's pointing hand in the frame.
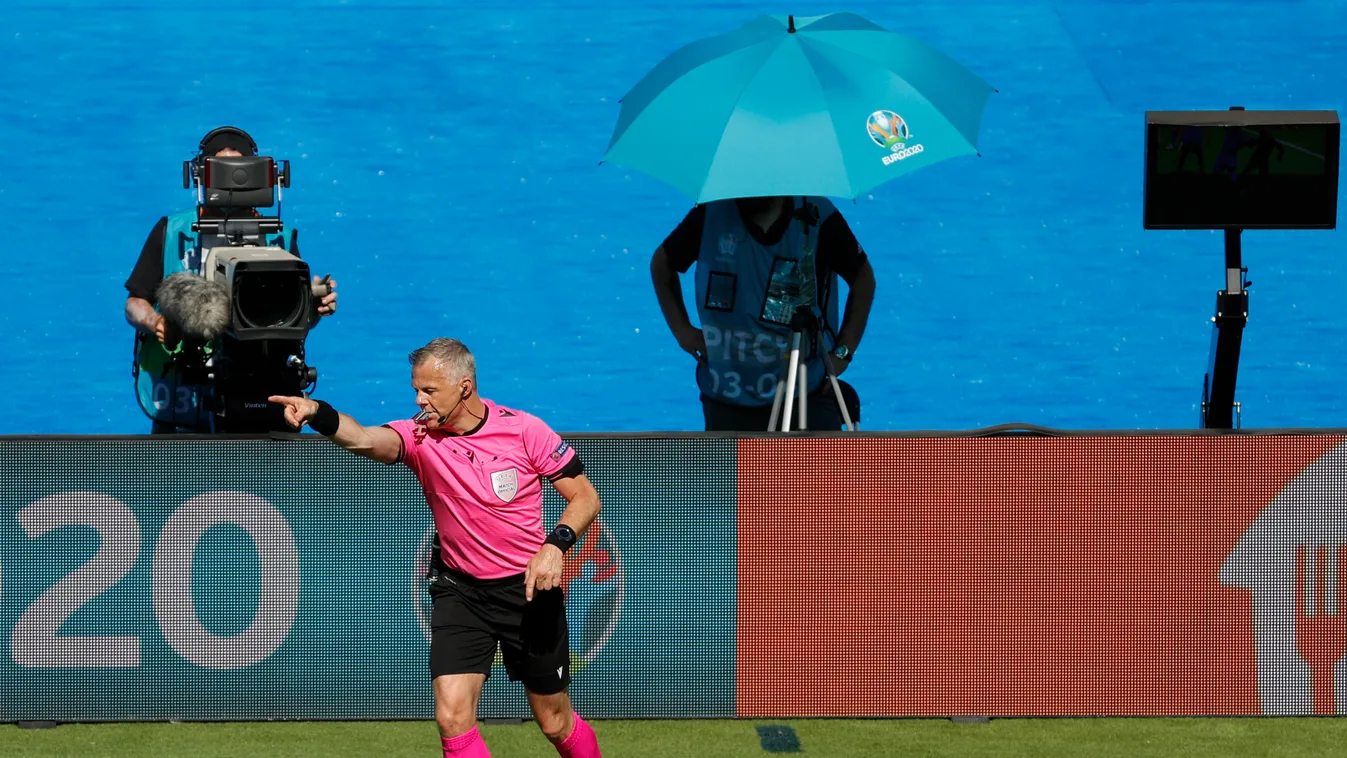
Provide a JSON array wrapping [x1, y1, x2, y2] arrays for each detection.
[[525, 544, 565, 602], [269, 395, 319, 430]]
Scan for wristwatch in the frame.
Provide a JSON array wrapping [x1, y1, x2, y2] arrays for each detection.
[[831, 344, 853, 362], [545, 524, 578, 553]]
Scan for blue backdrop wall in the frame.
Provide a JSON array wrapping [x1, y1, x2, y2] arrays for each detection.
[[1, 0, 1344, 434]]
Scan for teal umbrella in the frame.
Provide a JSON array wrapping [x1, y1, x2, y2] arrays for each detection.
[[602, 12, 995, 203]]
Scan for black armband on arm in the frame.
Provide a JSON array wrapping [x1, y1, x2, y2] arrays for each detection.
[[310, 400, 341, 436], [547, 455, 585, 482]]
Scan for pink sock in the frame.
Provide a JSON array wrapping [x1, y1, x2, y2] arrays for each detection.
[[555, 712, 601, 758], [442, 726, 492, 757]]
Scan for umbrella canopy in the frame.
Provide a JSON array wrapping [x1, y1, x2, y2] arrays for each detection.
[[602, 12, 995, 203]]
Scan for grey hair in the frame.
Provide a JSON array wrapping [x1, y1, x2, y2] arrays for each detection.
[[409, 338, 476, 383]]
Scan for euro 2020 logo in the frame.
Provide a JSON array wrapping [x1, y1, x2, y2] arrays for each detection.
[[866, 110, 910, 148], [412, 520, 625, 671], [867, 109, 925, 166]]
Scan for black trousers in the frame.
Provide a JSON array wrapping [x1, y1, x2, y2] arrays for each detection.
[[701, 380, 861, 432]]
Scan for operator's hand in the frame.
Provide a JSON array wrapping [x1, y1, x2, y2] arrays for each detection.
[[524, 544, 565, 602], [675, 326, 707, 362], [268, 395, 320, 430], [152, 314, 168, 345], [315, 276, 338, 317]]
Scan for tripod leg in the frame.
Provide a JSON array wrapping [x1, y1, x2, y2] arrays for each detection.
[[781, 331, 803, 431], [768, 373, 786, 431], [820, 352, 856, 431]]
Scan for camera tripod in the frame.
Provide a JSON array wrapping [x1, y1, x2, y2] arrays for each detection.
[[766, 306, 856, 432]]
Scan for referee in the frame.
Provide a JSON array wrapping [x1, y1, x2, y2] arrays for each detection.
[[271, 338, 603, 758]]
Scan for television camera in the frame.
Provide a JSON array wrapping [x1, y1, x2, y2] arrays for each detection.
[[141, 132, 331, 433]]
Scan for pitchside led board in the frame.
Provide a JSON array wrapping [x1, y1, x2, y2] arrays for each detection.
[[8, 435, 1347, 720], [1143, 110, 1340, 230]]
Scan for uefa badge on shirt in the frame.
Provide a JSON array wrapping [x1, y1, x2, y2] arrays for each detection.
[[716, 233, 738, 261], [491, 468, 519, 503], [550, 440, 569, 462]]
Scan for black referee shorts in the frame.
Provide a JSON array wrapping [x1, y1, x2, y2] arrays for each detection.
[[428, 569, 571, 695]]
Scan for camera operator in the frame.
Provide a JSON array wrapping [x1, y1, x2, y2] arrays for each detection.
[[650, 195, 874, 431], [124, 126, 338, 434]]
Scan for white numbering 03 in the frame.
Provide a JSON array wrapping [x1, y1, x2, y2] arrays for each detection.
[[706, 369, 779, 401], [151, 383, 194, 414], [10, 491, 299, 670]]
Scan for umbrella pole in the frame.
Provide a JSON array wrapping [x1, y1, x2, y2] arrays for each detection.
[[768, 199, 816, 432], [778, 331, 804, 431], [768, 307, 857, 432], [798, 361, 809, 430]]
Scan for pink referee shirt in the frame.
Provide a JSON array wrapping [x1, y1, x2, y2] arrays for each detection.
[[385, 399, 578, 580]]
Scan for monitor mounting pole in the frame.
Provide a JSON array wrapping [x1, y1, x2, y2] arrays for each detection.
[[1201, 227, 1248, 429]]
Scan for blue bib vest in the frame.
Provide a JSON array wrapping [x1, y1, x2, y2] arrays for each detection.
[[133, 209, 296, 430], [693, 197, 842, 407]]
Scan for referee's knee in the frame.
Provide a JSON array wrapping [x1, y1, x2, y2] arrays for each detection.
[[526, 683, 574, 742], [535, 707, 572, 743], [435, 704, 478, 738]]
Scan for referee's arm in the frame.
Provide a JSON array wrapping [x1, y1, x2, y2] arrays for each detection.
[[268, 395, 403, 464], [526, 468, 602, 601], [329, 415, 402, 464], [550, 472, 602, 541]]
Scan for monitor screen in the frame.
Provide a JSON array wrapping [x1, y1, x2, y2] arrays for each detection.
[[1143, 111, 1340, 230]]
